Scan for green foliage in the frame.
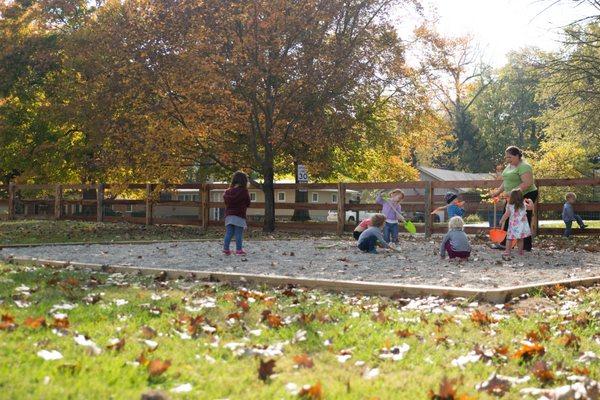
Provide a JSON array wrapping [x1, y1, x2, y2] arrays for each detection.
[[470, 50, 547, 167]]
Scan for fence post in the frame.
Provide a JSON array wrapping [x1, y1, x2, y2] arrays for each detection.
[[201, 184, 209, 231], [532, 180, 540, 236], [145, 183, 153, 225], [96, 183, 104, 223], [198, 184, 203, 227], [337, 182, 346, 235], [54, 184, 62, 220], [424, 181, 433, 238], [8, 182, 15, 220]]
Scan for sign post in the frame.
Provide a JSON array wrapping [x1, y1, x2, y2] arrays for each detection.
[[297, 164, 308, 192]]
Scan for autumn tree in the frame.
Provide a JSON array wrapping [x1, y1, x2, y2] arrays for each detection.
[[469, 49, 547, 167], [72, 0, 418, 231], [0, 0, 94, 184], [416, 25, 491, 171]]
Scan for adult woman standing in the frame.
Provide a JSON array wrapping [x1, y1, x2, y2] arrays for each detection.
[[489, 146, 538, 251]]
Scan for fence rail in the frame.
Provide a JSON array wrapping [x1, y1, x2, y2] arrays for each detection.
[[1, 178, 598, 237]]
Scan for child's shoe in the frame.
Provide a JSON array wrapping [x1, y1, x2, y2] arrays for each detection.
[[580, 224, 588, 230], [223, 250, 232, 255], [235, 249, 247, 256]]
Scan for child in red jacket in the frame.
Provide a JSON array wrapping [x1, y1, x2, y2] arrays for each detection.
[[223, 171, 251, 255]]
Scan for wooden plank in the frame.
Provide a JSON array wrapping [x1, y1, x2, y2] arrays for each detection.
[[345, 182, 428, 190], [337, 183, 346, 234], [13, 184, 55, 190], [96, 183, 104, 223], [151, 217, 201, 226], [538, 227, 600, 236], [538, 202, 600, 212], [61, 184, 95, 190], [424, 181, 433, 238], [198, 186, 203, 225], [103, 184, 147, 190], [532, 182, 540, 236], [347, 203, 425, 212], [201, 184, 209, 231], [153, 201, 201, 207], [160, 183, 202, 190], [431, 180, 501, 189], [6, 256, 600, 304], [208, 201, 338, 210], [537, 178, 600, 186], [62, 199, 107, 206], [16, 199, 54, 204], [145, 183, 153, 225], [102, 199, 145, 205], [8, 183, 15, 220], [54, 184, 62, 220]]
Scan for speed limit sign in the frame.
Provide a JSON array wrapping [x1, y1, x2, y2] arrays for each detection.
[[297, 165, 308, 183]]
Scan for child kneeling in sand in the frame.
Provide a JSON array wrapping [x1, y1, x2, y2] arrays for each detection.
[[357, 213, 395, 254], [440, 216, 471, 261]]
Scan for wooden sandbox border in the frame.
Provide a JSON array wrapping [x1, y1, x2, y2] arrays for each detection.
[[2, 254, 599, 304]]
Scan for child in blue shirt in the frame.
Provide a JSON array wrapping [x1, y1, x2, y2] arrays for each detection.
[[357, 213, 395, 254], [431, 192, 465, 219]]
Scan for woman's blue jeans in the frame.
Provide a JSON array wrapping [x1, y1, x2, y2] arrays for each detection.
[[224, 224, 244, 251]]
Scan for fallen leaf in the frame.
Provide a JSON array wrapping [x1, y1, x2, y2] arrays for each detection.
[[106, 338, 126, 351], [37, 350, 63, 361], [258, 359, 276, 381], [559, 332, 580, 349], [293, 354, 314, 369], [298, 381, 322, 399], [512, 343, 545, 362], [266, 314, 283, 328], [0, 314, 17, 330], [51, 316, 70, 329], [470, 310, 495, 325], [148, 359, 171, 377], [531, 360, 554, 383], [24, 316, 46, 329], [140, 326, 157, 339], [170, 383, 192, 393]]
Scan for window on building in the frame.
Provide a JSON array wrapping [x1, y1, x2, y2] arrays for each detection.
[[277, 192, 286, 202], [250, 192, 257, 201], [332, 194, 338, 204], [311, 193, 319, 203], [178, 195, 186, 201], [126, 204, 133, 212], [193, 195, 200, 202]]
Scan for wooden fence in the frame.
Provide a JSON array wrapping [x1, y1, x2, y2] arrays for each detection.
[[0, 178, 598, 237]]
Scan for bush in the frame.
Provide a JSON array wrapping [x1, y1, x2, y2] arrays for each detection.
[[464, 214, 483, 224]]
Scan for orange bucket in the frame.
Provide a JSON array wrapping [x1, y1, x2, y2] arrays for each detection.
[[489, 228, 506, 243]]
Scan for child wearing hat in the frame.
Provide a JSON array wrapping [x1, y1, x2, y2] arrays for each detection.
[[431, 191, 465, 219], [376, 189, 406, 244]]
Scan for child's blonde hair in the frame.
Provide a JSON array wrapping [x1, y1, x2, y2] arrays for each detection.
[[370, 213, 386, 227], [389, 189, 404, 199], [448, 216, 464, 230], [508, 188, 524, 210], [565, 192, 577, 201]]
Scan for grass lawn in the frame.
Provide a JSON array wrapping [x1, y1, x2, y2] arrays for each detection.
[[0, 262, 598, 399]]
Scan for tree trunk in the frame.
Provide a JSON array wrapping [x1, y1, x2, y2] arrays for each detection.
[[262, 164, 276, 232], [291, 160, 310, 221]]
